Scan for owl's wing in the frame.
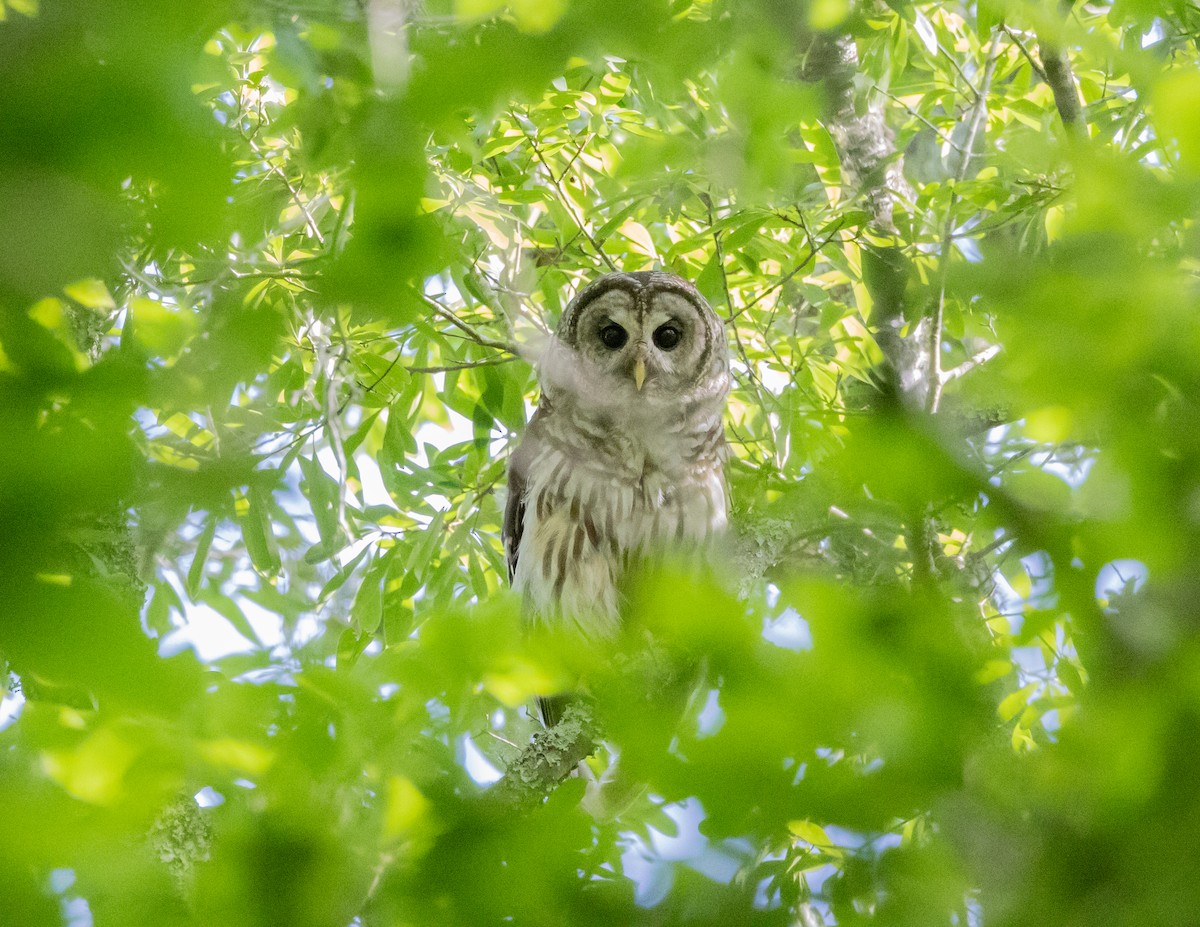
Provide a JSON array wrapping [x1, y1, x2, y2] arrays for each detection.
[[502, 449, 526, 585], [503, 407, 544, 585]]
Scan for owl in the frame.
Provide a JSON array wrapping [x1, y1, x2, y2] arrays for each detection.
[[503, 271, 731, 725]]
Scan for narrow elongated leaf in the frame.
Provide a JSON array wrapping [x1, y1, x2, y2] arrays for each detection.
[[186, 515, 218, 597]]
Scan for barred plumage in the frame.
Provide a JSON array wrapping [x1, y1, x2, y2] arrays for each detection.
[[504, 272, 731, 660]]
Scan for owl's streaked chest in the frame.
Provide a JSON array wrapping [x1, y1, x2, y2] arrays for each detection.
[[511, 414, 726, 636]]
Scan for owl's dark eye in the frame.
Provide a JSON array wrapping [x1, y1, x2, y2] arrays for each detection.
[[653, 324, 682, 351], [599, 324, 628, 350]]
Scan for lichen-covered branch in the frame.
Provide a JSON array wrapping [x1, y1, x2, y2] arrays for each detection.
[[800, 33, 912, 235], [794, 22, 1008, 591], [148, 793, 213, 885], [797, 31, 918, 401], [488, 701, 598, 809]]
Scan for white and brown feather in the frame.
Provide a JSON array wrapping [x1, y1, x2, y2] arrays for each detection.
[[504, 271, 730, 640]]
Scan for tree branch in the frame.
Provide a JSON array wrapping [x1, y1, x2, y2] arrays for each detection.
[[419, 293, 520, 355], [801, 33, 912, 234], [1004, 13, 1083, 136], [797, 31, 917, 403], [941, 345, 1001, 385], [1001, 25, 1050, 84], [488, 702, 598, 809], [927, 31, 1003, 416], [1038, 30, 1084, 134]]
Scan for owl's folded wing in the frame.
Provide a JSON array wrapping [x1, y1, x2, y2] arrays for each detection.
[[503, 425, 539, 585], [505, 403, 553, 585], [502, 461, 524, 586]]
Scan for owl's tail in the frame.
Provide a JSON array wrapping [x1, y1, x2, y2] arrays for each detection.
[[537, 694, 570, 729]]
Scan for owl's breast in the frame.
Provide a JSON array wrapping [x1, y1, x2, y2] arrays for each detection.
[[512, 438, 727, 636]]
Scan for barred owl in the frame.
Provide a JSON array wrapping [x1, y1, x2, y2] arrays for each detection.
[[503, 271, 730, 724]]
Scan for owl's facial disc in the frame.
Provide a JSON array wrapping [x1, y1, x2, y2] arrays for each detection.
[[553, 278, 722, 411]]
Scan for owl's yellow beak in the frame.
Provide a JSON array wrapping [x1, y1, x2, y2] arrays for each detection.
[[633, 355, 647, 391]]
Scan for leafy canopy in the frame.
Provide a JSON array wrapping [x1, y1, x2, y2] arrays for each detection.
[[2, 0, 1200, 925]]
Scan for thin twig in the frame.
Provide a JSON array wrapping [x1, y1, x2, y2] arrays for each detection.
[[558, 137, 592, 181], [941, 345, 1000, 384], [701, 193, 735, 317], [151, 269, 319, 288], [250, 137, 327, 244], [927, 31, 1003, 415], [1001, 25, 1049, 83], [407, 356, 518, 375], [937, 41, 980, 101], [477, 268, 553, 335], [419, 293, 519, 355], [973, 534, 1013, 559], [519, 119, 618, 272], [875, 86, 967, 152]]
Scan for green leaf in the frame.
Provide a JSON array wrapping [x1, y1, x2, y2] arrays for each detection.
[[337, 627, 371, 668], [239, 485, 281, 577], [317, 546, 372, 603], [129, 297, 196, 356], [695, 253, 726, 309], [187, 515, 218, 597], [351, 551, 391, 636], [63, 278, 115, 310], [1152, 69, 1200, 174], [299, 455, 339, 547]]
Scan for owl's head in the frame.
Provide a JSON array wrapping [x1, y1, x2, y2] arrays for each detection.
[[544, 271, 729, 413]]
